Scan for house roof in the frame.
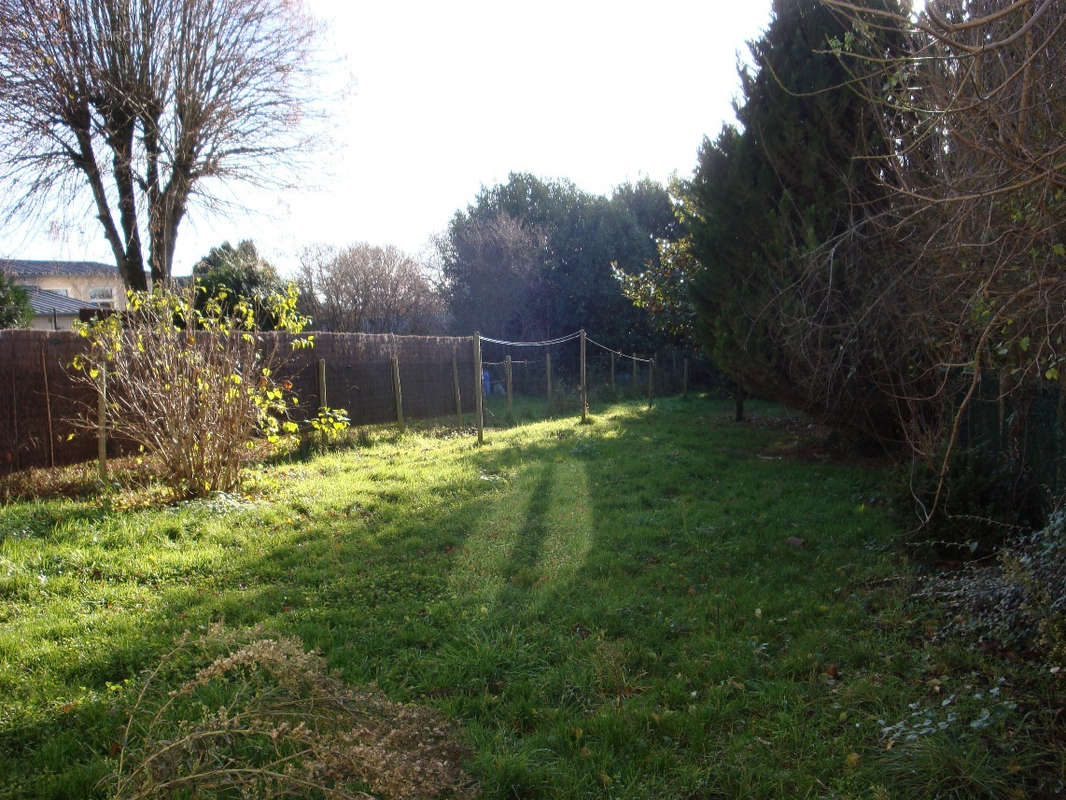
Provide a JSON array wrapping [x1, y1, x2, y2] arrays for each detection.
[[0, 258, 118, 278], [26, 288, 98, 316]]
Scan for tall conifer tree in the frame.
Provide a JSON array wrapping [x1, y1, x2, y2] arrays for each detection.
[[686, 0, 897, 421]]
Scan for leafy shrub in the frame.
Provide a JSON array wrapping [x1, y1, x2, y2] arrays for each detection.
[[915, 509, 1066, 660], [106, 629, 476, 799], [309, 406, 352, 445], [0, 272, 31, 329], [286, 406, 357, 461], [70, 284, 336, 497]]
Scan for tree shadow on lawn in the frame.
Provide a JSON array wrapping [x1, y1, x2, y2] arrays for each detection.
[[0, 417, 597, 797], [1, 399, 897, 799], [0, 463, 505, 797], [405, 407, 907, 797], [213, 403, 859, 798], [0, 500, 116, 542], [436, 406, 1049, 800]]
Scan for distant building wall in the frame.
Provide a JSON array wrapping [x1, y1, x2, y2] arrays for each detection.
[[28, 312, 80, 332], [17, 275, 126, 310]]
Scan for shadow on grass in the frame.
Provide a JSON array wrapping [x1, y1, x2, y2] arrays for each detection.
[[500, 465, 555, 592], [0, 501, 116, 542], [0, 405, 621, 795], [2, 396, 915, 800]]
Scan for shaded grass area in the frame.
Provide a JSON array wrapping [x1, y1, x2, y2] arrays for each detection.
[[1, 395, 1062, 798]]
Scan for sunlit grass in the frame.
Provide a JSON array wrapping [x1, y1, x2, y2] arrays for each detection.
[[1, 395, 1061, 798]]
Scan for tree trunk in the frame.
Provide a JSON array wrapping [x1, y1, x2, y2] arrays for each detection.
[[149, 194, 187, 286], [110, 124, 148, 290], [73, 124, 149, 290]]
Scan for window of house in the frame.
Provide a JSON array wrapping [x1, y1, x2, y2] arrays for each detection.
[[90, 287, 114, 307]]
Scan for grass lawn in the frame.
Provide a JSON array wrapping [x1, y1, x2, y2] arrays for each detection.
[[0, 395, 1061, 798]]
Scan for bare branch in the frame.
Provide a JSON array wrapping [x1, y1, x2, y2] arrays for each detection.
[[0, 0, 323, 287]]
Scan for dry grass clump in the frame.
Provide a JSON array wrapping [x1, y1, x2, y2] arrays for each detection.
[[107, 630, 477, 800]]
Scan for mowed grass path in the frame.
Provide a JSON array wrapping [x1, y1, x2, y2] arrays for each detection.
[[0, 397, 1057, 798]]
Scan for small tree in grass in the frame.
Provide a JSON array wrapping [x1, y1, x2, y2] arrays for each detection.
[[71, 283, 343, 497]]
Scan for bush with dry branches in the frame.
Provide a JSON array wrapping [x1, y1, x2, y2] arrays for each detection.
[[655, 0, 1066, 538], [69, 284, 338, 498], [800, 0, 1066, 531]]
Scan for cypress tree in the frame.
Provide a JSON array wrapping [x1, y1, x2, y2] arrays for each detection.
[[686, 0, 899, 420]]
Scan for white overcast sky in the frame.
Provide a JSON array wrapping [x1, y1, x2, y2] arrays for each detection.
[[0, 0, 774, 277]]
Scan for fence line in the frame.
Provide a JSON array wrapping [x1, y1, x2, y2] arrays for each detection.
[[0, 330, 477, 472], [1, 327, 698, 472], [480, 332, 581, 348], [586, 334, 654, 363]]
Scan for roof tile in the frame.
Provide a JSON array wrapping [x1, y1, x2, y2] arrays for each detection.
[[26, 288, 99, 315], [0, 259, 119, 278]]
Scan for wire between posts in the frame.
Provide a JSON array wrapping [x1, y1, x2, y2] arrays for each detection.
[[480, 330, 650, 362], [479, 331, 583, 348], [585, 335, 654, 363]]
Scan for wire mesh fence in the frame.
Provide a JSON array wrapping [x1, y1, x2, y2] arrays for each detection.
[[940, 370, 1066, 528], [1, 328, 704, 473], [0, 331, 477, 472], [479, 333, 692, 409]]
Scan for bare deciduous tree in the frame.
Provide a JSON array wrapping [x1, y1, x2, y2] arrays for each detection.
[[0, 0, 320, 289], [297, 243, 445, 334], [438, 211, 552, 341]]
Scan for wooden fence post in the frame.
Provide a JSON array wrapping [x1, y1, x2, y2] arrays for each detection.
[[683, 358, 689, 398], [98, 362, 108, 481], [10, 362, 19, 471], [580, 329, 588, 423], [41, 347, 55, 468], [505, 355, 513, 419], [391, 355, 405, 433], [632, 354, 638, 397], [317, 358, 327, 409], [610, 351, 615, 394], [452, 355, 462, 426], [546, 352, 552, 415], [647, 358, 654, 409], [473, 332, 484, 445]]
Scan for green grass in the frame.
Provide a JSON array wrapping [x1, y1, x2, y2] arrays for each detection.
[[1, 395, 1061, 798]]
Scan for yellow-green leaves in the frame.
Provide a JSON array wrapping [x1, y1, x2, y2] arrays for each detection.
[[308, 407, 351, 443], [66, 282, 338, 499]]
